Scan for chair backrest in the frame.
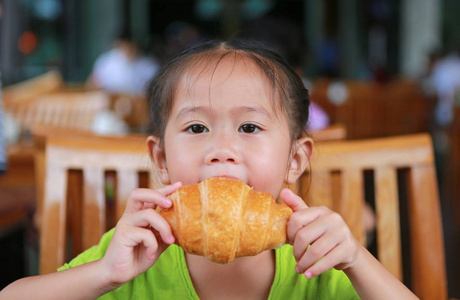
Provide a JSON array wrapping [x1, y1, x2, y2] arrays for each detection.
[[10, 90, 110, 133], [310, 123, 347, 142], [295, 133, 447, 300], [35, 129, 160, 274], [309, 79, 431, 139], [2, 70, 63, 105]]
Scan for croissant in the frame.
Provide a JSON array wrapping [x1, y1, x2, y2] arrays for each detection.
[[157, 177, 292, 264]]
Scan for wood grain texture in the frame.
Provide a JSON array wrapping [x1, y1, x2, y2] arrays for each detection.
[[35, 127, 153, 274], [297, 133, 447, 299]]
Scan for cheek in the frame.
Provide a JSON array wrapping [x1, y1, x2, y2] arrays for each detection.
[[248, 141, 292, 194], [163, 138, 203, 184]]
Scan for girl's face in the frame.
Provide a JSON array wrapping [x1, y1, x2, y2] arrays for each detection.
[[152, 58, 304, 198]]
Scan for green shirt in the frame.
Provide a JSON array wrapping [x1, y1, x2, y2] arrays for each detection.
[[59, 229, 360, 299]]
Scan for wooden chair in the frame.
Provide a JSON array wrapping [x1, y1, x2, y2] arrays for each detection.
[[294, 133, 447, 300], [310, 123, 347, 142], [34, 128, 161, 274], [2, 70, 63, 105], [10, 90, 110, 134], [310, 78, 431, 139]]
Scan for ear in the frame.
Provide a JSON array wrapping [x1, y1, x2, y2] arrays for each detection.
[[146, 135, 171, 185], [285, 136, 314, 185]]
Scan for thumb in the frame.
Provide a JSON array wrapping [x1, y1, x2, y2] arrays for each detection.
[[280, 188, 309, 212]]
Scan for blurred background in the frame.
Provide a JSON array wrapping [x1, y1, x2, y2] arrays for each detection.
[[2, 0, 459, 83], [0, 0, 459, 297]]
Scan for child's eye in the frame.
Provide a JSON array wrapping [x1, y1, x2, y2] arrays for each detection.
[[239, 124, 260, 133], [186, 124, 208, 133]]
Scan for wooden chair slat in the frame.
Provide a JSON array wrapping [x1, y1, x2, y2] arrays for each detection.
[[340, 169, 365, 245], [305, 171, 333, 208], [374, 166, 402, 281], [408, 165, 447, 299], [82, 167, 106, 250], [116, 169, 139, 221], [40, 153, 68, 274]]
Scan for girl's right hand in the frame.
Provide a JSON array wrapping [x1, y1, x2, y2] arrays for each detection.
[[99, 182, 182, 288]]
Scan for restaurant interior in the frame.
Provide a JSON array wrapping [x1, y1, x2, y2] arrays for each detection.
[[0, 0, 459, 298]]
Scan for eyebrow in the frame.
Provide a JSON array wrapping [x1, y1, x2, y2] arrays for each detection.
[[175, 105, 271, 121], [230, 105, 271, 119], [175, 106, 213, 121]]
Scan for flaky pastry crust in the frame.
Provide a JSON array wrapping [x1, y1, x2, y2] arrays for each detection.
[[157, 177, 292, 264]]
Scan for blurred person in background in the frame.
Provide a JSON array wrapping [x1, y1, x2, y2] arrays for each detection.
[[87, 34, 159, 96], [86, 34, 160, 135], [424, 44, 460, 185], [429, 44, 460, 128]]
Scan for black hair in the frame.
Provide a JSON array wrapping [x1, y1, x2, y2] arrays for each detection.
[[146, 39, 310, 144]]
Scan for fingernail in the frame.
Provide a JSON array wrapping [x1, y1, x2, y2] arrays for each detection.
[[168, 235, 175, 244], [305, 271, 313, 279], [163, 198, 172, 207], [295, 266, 301, 274]]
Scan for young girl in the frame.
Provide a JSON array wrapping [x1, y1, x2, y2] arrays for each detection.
[[1, 40, 417, 299]]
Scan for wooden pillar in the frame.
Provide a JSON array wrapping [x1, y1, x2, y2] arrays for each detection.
[[338, 0, 362, 78], [303, 0, 324, 76], [400, 0, 441, 78]]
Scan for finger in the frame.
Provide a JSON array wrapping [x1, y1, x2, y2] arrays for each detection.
[[291, 208, 338, 258], [303, 244, 343, 279], [125, 189, 171, 213], [280, 188, 308, 212], [292, 224, 324, 262], [296, 231, 340, 275], [143, 181, 183, 210], [122, 209, 175, 245], [286, 206, 329, 244], [125, 182, 182, 213], [125, 226, 160, 260]]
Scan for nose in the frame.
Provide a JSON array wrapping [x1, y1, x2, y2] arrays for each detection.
[[205, 131, 241, 165]]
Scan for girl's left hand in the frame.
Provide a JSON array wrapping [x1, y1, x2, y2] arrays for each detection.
[[280, 188, 362, 279]]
